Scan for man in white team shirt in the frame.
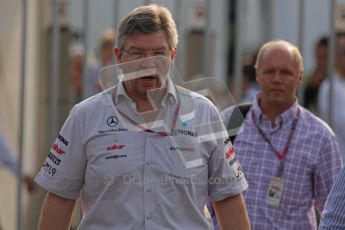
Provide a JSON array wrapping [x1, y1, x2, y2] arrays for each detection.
[[35, 4, 250, 230]]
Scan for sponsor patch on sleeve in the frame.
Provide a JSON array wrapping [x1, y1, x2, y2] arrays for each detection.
[[224, 142, 238, 166]]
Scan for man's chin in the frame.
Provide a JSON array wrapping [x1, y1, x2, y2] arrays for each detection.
[[267, 96, 285, 106]]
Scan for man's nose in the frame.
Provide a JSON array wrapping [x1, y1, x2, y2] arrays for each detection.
[[272, 71, 282, 82], [141, 56, 157, 68]]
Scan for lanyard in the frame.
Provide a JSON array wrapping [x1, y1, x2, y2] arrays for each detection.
[[251, 108, 300, 176], [112, 87, 180, 137]]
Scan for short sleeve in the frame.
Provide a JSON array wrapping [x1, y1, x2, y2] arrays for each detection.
[[35, 105, 87, 199], [206, 107, 248, 201]]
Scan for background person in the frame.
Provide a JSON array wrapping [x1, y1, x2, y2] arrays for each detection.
[[35, 4, 250, 230], [90, 29, 116, 94], [221, 40, 342, 229], [68, 45, 84, 103], [240, 57, 260, 103], [318, 33, 345, 162], [68, 44, 97, 102], [0, 131, 36, 192], [303, 36, 328, 114]]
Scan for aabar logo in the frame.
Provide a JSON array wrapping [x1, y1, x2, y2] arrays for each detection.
[[51, 144, 65, 155], [226, 146, 238, 166], [106, 144, 125, 151], [226, 146, 235, 159]]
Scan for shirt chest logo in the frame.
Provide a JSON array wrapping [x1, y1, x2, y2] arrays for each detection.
[[106, 144, 125, 151], [107, 116, 118, 127], [51, 143, 65, 155]]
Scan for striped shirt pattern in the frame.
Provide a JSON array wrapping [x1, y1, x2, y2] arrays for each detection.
[[232, 98, 342, 230], [319, 167, 345, 229]]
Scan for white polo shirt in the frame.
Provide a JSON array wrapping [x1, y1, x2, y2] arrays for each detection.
[[35, 79, 248, 230]]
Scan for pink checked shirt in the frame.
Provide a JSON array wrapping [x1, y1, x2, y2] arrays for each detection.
[[230, 98, 342, 230]]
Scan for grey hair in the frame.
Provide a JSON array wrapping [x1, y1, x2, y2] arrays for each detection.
[[116, 4, 178, 51]]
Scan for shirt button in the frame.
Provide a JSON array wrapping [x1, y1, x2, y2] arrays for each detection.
[[147, 187, 152, 192], [146, 161, 152, 166], [146, 215, 152, 220]]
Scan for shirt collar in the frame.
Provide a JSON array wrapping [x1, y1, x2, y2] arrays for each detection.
[[163, 78, 178, 106], [115, 80, 134, 105], [252, 94, 300, 128]]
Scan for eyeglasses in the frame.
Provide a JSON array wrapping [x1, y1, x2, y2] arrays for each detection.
[[121, 48, 170, 60]]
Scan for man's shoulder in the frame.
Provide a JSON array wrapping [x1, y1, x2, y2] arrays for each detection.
[[70, 89, 112, 118], [77, 89, 112, 108], [300, 106, 335, 136]]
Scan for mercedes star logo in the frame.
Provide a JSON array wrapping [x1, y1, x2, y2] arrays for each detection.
[[107, 116, 118, 127]]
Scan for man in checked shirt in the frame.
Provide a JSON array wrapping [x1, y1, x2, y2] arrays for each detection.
[[221, 40, 342, 229]]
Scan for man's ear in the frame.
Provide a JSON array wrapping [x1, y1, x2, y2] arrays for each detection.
[[114, 47, 122, 63], [298, 70, 304, 86], [170, 47, 177, 60], [255, 69, 261, 85]]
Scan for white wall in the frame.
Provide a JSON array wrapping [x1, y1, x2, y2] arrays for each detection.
[[242, 0, 264, 53], [271, 0, 331, 74], [238, 0, 342, 75], [69, 0, 144, 57], [69, 0, 230, 81], [0, 0, 21, 228], [0, 0, 42, 228]]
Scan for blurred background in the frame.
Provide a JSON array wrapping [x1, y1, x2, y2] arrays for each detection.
[[1, 0, 345, 229]]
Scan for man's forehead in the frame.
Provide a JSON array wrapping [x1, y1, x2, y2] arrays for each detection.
[[262, 46, 294, 62], [127, 46, 168, 51], [259, 45, 297, 70], [124, 31, 169, 48], [264, 45, 293, 57]]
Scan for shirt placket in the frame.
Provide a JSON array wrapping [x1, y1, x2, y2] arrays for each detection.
[[143, 132, 157, 229], [143, 106, 171, 229]]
